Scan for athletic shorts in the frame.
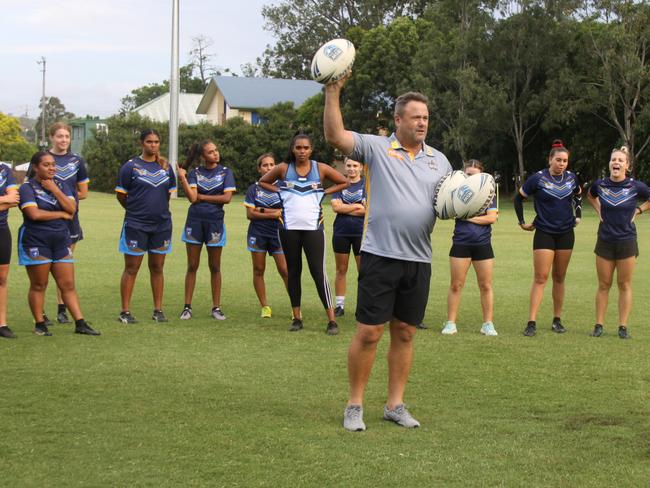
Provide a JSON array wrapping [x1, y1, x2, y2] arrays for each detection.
[[182, 219, 225, 247], [356, 252, 431, 326], [119, 222, 172, 256], [0, 226, 11, 265], [332, 235, 362, 256], [594, 237, 638, 260], [449, 243, 494, 261], [533, 229, 575, 250], [18, 226, 73, 266], [247, 232, 282, 254], [68, 218, 84, 243]]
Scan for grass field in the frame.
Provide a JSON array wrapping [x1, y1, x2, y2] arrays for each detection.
[[2, 191, 650, 487]]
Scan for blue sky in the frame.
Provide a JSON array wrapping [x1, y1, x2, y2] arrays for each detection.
[[0, 0, 276, 118]]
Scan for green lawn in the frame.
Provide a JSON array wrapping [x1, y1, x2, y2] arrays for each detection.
[[2, 192, 650, 487]]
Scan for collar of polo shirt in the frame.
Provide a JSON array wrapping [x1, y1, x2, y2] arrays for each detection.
[[389, 133, 434, 158]]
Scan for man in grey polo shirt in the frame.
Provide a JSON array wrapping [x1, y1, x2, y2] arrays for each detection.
[[324, 77, 452, 432]]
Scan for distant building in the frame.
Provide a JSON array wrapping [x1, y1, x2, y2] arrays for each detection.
[[69, 116, 107, 155], [133, 93, 207, 125], [196, 76, 322, 125]]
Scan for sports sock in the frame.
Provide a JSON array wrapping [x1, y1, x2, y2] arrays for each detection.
[[58, 304, 66, 314], [552, 316, 561, 324], [184, 303, 192, 309], [336, 296, 345, 308], [35, 321, 46, 327]]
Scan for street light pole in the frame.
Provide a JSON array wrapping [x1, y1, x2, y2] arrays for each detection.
[[169, 0, 180, 195], [37, 56, 47, 149]]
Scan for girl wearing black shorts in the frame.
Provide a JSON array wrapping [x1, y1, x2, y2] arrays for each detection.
[[515, 140, 581, 336], [442, 160, 498, 336], [587, 146, 650, 339], [0, 162, 19, 338], [330, 158, 365, 317]]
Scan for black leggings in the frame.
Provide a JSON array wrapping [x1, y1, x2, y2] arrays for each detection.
[[279, 228, 333, 310]]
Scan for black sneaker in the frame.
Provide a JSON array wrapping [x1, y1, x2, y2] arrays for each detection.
[[523, 322, 536, 337], [334, 306, 345, 317], [289, 318, 303, 332], [415, 322, 429, 330], [590, 324, 604, 337], [42, 314, 53, 327], [152, 310, 168, 323], [618, 326, 630, 339], [551, 320, 566, 333], [118, 311, 138, 324], [75, 321, 101, 336], [326, 321, 339, 335], [0, 326, 16, 339], [57, 311, 70, 324], [34, 323, 52, 336]]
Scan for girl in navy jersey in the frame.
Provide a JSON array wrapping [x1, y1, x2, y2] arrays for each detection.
[[18, 151, 99, 336], [442, 160, 498, 336], [177, 140, 236, 321], [515, 140, 581, 336], [587, 146, 650, 339], [0, 163, 19, 338], [244, 153, 288, 318], [48, 122, 90, 325], [258, 134, 348, 334], [116, 129, 176, 324], [330, 158, 365, 317]]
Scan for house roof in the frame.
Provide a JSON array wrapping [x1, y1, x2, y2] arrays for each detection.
[[196, 76, 322, 113], [134, 93, 207, 125]]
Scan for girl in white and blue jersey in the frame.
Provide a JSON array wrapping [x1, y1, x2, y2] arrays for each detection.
[[442, 160, 498, 336], [0, 162, 19, 338], [258, 134, 348, 334], [587, 146, 650, 339], [244, 153, 288, 319], [177, 139, 236, 321]]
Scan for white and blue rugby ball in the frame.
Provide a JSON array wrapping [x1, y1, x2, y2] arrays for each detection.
[[434, 171, 467, 220], [434, 171, 496, 220], [311, 39, 355, 84]]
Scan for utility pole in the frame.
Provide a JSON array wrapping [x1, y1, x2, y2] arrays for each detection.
[[37, 56, 47, 149], [169, 0, 180, 196]]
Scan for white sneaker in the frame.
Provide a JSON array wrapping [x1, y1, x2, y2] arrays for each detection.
[[211, 307, 226, 320], [441, 321, 457, 335], [383, 404, 420, 428], [480, 322, 498, 336], [343, 405, 366, 432]]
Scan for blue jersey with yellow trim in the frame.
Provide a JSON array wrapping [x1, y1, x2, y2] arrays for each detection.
[[19, 178, 75, 233], [521, 169, 579, 234], [0, 164, 18, 229], [187, 165, 236, 222], [278, 160, 324, 231], [589, 177, 650, 242], [453, 195, 497, 246], [245, 182, 282, 238], [331, 178, 365, 237]]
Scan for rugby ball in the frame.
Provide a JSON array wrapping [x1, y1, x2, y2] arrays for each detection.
[[434, 171, 467, 220], [452, 172, 496, 220], [311, 39, 355, 84]]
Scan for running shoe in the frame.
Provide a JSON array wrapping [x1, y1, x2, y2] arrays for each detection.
[[179, 306, 193, 320], [415, 322, 429, 330], [260, 306, 272, 318], [480, 322, 498, 336], [42, 314, 53, 327], [618, 326, 630, 339], [0, 326, 16, 339], [590, 324, 604, 337], [326, 320, 339, 335], [383, 404, 420, 428], [441, 321, 457, 335], [118, 311, 138, 324], [289, 318, 303, 332], [152, 310, 168, 323], [523, 321, 536, 337], [75, 321, 101, 336], [551, 320, 567, 333], [34, 323, 52, 336], [211, 307, 226, 320], [334, 306, 345, 317], [57, 311, 70, 324], [343, 405, 366, 432]]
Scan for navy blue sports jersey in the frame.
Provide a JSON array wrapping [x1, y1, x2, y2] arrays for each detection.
[[187, 165, 236, 222], [331, 178, 366, 237], [50, 150, 89, 197], [244, 182, 282, 238], [115, 157, 176, 232], [452, 195, 497, 246], [19, 178, 75, 233], [0, 164, 18, 229], [521, 169, 579, 234], [589, 177, 650, 242]]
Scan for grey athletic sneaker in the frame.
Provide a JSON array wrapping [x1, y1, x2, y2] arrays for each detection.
[[118, 311, 138, 324], [152, 310, 168, 323], [343, 405, 366, 432], [211, 307, 226, 320], [179, 306, 192, 320], [383, 404, 420, 428]]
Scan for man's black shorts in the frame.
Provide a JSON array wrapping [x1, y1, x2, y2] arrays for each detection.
[[449, 243, 494, 261], [533, 229, 575, 250], [594, 237, 638, 260], [355, 252, 431, 326]]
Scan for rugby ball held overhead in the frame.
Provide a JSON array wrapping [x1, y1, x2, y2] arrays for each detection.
[[311, 39, 356, 84]]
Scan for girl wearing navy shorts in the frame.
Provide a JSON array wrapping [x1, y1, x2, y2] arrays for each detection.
[[244, 153, 288, 318], [330, 157, 365, 317], [116, 129, 176, 324], [177, 140, 236, 321], [0, 162, 19, 338], [442, 160, 498, 336], [48, 122, 90, 325], [587, 146, 650, 339], [18, 151, 99, 336], [515, 140, 581, 336], [258, 134, 348, 334]]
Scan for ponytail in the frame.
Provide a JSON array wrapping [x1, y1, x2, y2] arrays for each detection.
[[27, 151, 50, 179], [183, 140, 214, 169]]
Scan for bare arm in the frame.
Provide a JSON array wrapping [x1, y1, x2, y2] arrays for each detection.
[[116, 192, 127, 209], [258, 164, 286, 193], [22, 206, 72, 221], [319, 164, 349, 195], [246, 206, 282, 221], [177, 167, 198, 203], [42, 179, 76, 215], [323, 77, 355, 155], [466, 209, 498, 225], [77, 182, 89, 200], [331, 199, 365, 216], [0, 188, 19, 209], [198, 191, 234, 205]]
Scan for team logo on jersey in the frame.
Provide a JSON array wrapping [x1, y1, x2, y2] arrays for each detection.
[[29, 247, 39, 258], [185, 227, 193, 236], [324, 44, 343, 61], [285, 182, 294, 189], [210, 232, 221, 243], [387, 149, 405, 161], [248, 237, 256, 246], [163, 240, 171, 249], [457, 185, 475, 204], [311, 183, 320, 190], [128, 240, 139, 249], [427, 160, 438, 170]]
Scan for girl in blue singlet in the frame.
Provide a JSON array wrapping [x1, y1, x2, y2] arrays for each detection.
[[177, 139, 236, 321], [244, 153, 288, 318], [258, 134, 348, 334], [0, 162, 19, 338], [587, 146, 650, 339]]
